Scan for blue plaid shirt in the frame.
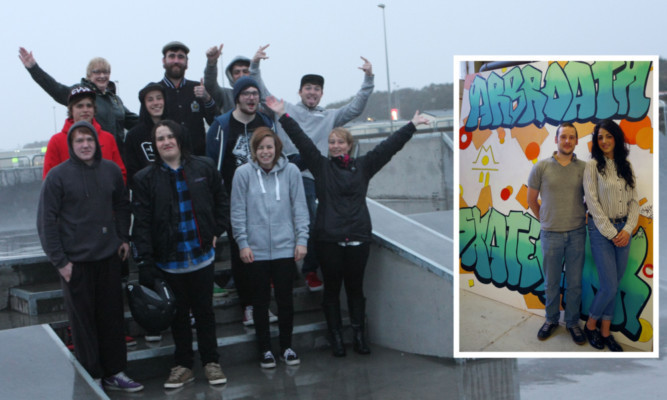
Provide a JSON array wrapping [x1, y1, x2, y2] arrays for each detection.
[[157, 164, 214, 271]]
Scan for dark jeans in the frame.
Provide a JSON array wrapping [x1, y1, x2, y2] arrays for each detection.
[[301, 177, 319, 274], [316, 241, 370, 308], [229, 235, 253, 308], [249, 258, 296, 353], [61, 255, 126, 379], [163, 263, 219, 368]]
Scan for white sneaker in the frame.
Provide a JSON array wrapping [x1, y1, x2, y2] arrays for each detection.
[[145, 333, 162, 342], [269, 309, 278, 323], [280, 348, 301, 366], [260, 351, 276, 369], [243, 306, 254, 326]]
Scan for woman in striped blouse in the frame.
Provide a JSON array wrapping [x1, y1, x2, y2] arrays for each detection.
[[582, 119, 638, 352]]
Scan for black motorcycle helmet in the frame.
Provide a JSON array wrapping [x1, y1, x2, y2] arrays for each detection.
[[127, 279, 176, 333]]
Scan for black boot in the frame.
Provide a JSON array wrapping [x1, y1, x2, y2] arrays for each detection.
[[349, 298, 371, 355], [323, 304, 346, 357]]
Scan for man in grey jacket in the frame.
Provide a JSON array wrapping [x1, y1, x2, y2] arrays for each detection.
[[249, 44, 374, 291], [203, 43, 251, 115]]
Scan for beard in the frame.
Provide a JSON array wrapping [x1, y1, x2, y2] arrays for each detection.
[[165, 64, 186, 80]]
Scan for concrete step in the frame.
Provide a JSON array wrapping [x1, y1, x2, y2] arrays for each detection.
[[125, 309, 344, 366], [9, 282, 64, 316]]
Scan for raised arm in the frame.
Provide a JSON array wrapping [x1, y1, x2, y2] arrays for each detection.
[[266, 96, 324, 173], [19, 47, 70, 106], [331, 56, 375, 127], [249, 44, 274, 104], [204, 44, 224, 103], [363, 111, 428, 178]]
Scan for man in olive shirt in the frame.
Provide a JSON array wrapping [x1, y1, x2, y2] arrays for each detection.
[[527, 122, 587, 345]]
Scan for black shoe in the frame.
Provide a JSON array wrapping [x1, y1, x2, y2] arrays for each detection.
[[352, 326, 371, 355], [584, 326, 605, 349], [537, 322, 558, 341], [602, 334, 623, 352], [568, 326, 586, 345]]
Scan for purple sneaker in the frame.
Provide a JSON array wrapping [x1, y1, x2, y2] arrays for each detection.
[[103, 371, 144, 392]]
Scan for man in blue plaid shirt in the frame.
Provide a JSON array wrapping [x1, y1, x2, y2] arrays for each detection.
[[132, 119, 229, 389]]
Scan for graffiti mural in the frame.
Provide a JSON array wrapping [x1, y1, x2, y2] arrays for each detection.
[[459, 60, 655, 350]]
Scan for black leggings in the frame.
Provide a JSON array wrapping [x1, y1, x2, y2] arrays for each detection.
[[316, 241, 370, 306], [249, 257, 295, 353]]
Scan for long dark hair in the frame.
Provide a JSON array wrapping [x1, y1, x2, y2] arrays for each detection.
[[590, 119, 635, 189], [151, 120, 191, 164]]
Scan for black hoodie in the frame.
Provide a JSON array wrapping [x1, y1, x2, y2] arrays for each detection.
[[37, 121, 130, 269]]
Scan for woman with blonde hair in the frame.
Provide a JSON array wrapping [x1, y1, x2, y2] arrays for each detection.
[[266, 95, 429, 357], [19, 47, 137, 149]]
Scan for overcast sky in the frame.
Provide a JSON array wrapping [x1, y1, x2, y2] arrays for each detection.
[[2, 0, 665, 150]]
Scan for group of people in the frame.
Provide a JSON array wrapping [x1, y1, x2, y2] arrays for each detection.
[[527, 120, 639, 352], [29, 40, 430, 392]]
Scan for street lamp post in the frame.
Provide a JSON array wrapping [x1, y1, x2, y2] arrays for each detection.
[[378, 3, 393, 131]]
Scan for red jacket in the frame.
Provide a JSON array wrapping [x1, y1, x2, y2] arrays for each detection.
[[42, 118, 127, 183]]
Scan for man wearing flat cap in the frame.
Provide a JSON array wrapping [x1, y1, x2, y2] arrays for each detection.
[[248, 44, 375, 292], [159, 41, 216, 156]]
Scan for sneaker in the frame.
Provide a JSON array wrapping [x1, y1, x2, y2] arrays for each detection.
[[280, 348, 301, 366], [145, 333, 162, 342], [224, 276, 237, 293], [103, 371, 144, 392], [164, 365, 194, 389], [260, 351, 277, 369], [213, 284, 228, 298], [204, 362, 227, 385], [243, 306, 254, 326], [125, 336, 137, 347], [568, 326, 586, 345], [305, 272, 323, 292], [269, 309, 278, 324], [537, 322, 558, 341], [93, 378, 102, 390]]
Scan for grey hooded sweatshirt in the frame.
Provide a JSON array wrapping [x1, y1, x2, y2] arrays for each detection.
[[230, 154, 309, 261]]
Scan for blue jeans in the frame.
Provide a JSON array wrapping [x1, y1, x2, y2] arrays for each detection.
[[587, 218, 631, 321], [301, 177, 319, 274], [540, 226, 586, 328]]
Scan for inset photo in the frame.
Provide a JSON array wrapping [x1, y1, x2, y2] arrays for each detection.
[[454, 57, 658, 357]]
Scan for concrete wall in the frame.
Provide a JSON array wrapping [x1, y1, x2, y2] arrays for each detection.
[[357, 132, 453, 210], [0, 166, 42, 233], [364, 242, 452, 358]]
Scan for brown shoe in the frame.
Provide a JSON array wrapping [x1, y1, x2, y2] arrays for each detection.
[[164, 365, 194, 389], [204, 362, 227, 385]]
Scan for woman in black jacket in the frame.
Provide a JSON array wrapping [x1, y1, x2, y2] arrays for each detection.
[[266, 96, 429, 356]]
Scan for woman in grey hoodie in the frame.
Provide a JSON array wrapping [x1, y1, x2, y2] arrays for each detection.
[[231, 127, 309, 369]]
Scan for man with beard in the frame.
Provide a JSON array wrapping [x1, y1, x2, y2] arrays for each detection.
[[203, 43, 251, 114], [160, 41, 216, 156], [206, 76, 275, 327], [527, 122, 588, 346]]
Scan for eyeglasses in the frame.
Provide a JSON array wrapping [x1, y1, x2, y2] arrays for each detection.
[[91, 69, 110, 75], [240, 90, 260, 98]]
